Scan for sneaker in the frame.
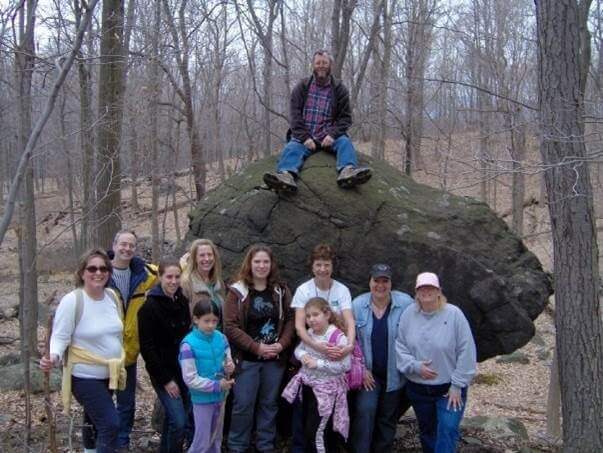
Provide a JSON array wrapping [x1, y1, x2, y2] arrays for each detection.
[[337, 165, 372, 188], [263, 171, 298, 192]]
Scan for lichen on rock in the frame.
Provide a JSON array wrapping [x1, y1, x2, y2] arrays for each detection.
[[186, 152, 552, 361]]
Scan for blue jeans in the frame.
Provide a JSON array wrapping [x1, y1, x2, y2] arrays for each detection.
[[153, 379, 192, 453], [276, 135, 358, 174], [350, 377, 403, 453], [71, 376, 119, 453], [405, 381, 467, 453], [116, 363, 137, 448], [228, 360, 285, 452]]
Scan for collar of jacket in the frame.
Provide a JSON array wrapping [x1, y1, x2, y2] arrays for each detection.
[[357, 290, 409, 310], [230, 280, 284, 320]]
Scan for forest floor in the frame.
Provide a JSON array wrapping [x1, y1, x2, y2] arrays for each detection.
[[1, 140, 601, 452]]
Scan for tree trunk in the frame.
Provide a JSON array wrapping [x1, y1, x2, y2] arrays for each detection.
[[95, 0, 125, 247], [149, 0, 161, 263], [331, 0, 357, 78], [15, 0, 37, 442], [535, 1, 603, 450], [507, 108, 526, 236], [75, 2, 95, 252], [371, 0, 393, 160], [128, 114, 140, 212], [162, 0, 206, 201], [59, 89, 79, 258], [403, 0, 435, 176]]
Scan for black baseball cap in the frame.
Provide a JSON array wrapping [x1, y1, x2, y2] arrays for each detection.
[[370, 263, 392, 279]]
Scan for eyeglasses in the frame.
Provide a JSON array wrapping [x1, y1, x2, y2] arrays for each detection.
[[85, 266, 110, 274]]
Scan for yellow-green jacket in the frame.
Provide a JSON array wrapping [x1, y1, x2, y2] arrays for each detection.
[[109, 255, 158, 366]]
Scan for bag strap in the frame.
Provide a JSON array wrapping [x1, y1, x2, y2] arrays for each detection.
[[74, 289, 85, 330], [73, 288, 123, 333], [328, 328, 344, 345]]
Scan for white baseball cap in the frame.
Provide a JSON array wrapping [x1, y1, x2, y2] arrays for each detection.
[[415, 272, 441, 290]]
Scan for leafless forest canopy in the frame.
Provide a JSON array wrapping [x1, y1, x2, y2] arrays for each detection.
[[1, 0, 602, 242]]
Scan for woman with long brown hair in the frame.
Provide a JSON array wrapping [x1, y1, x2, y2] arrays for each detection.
[[223, 244, 295, 453]]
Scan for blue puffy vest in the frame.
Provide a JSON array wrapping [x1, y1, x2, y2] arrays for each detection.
[[181, 328, 227, 404]]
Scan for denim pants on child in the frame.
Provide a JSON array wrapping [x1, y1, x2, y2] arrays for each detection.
[[405, 381, 468, 453]]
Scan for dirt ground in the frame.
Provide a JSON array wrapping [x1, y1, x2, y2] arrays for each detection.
[[1, 138, 600, 452]]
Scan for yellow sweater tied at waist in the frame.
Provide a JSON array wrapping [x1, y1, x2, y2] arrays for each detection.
[[61, 345, 127, 414]]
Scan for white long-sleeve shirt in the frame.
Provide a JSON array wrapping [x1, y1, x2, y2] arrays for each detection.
[[395, 303, 476, 390], [295, 324, 351, 380], [49, 289, 123, 379]]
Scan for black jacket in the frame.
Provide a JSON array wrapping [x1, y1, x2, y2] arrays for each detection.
[[138, 284, 191, 387], [287, 75, 352, 143]]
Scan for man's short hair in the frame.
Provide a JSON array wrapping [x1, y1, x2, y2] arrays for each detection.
[[312, 49, 334, 64], [113, 229, 138, 245]]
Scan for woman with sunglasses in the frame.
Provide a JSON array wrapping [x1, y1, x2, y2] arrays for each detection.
[[40, 248, 125, 453]]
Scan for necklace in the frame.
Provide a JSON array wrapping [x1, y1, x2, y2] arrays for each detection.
[[314, 278, 332, 302]]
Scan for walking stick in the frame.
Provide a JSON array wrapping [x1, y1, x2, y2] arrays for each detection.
[[43, 290, 59, 453]]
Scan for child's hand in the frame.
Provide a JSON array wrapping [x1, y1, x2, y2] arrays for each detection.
[[305, 356, 318, 369], [224, 359, 235, 375], [220, 378, 235, 391]]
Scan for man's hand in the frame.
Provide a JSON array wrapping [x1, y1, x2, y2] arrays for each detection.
[[321, 135, 334, 148], [304, 138, 316, 150]]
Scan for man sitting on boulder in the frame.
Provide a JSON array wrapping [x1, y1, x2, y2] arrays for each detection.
[[263, 49, 371, 193]]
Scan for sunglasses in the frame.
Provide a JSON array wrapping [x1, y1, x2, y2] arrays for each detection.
[[85, 266, 110, 274]]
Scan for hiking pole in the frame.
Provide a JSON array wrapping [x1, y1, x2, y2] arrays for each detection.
[[43, 290, 59, 453]]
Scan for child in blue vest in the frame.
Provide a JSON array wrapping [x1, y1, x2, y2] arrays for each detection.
[[180, 296, 235, 452]]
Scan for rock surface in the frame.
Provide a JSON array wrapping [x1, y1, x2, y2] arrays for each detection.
[[462, 415, 529, 442], [0, 360, 61, 393], [185, 152, 552, 360]]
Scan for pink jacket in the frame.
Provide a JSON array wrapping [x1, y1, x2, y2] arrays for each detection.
[[282, 371, 349, 439]]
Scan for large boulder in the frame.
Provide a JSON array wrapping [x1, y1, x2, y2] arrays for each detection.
[[186, 152, 552, 361]]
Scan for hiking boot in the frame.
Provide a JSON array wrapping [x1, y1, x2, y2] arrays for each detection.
[[337, 165, 372, 188], [263, 171, 298, 193]]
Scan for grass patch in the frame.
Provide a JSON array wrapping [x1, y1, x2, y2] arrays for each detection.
[[473, 372, 503, 386]]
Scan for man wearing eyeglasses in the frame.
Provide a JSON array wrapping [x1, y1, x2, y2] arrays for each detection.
[[109, 230, 158, 451]]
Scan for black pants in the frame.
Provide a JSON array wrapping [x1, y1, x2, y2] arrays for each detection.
[[302, 385, 343, 453]]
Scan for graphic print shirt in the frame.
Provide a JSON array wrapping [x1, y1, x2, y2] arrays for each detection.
[[243, 288, 279, 361]]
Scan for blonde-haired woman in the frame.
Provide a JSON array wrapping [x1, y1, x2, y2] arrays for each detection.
[[181, 238, 225, 322], [395, 272, 476, 453]]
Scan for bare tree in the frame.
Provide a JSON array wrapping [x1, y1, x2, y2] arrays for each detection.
[[95, 0, 126, 247], [331, 0, 357, 78], [402, 0, 437, 176], [535, 0, 603, 450], [14, 0, 37, 442]]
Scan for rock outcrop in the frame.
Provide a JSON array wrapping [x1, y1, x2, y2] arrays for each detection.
[[186, 152, 552, 361]]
